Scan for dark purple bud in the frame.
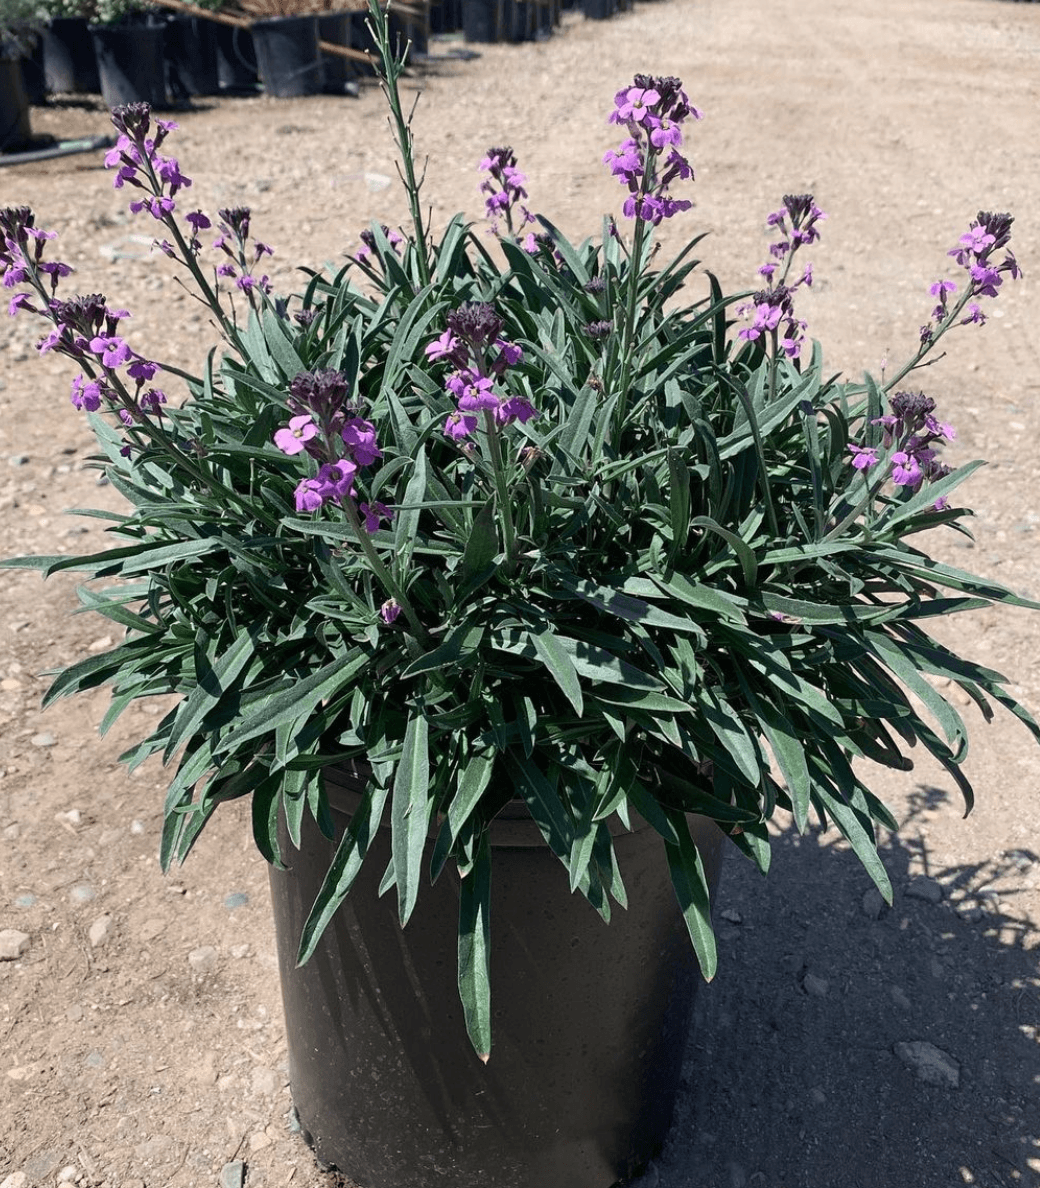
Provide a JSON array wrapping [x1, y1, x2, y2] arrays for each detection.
[[445, 301, 503, 349], [110, 102, 152, 142], [584, 319, 613, 339]]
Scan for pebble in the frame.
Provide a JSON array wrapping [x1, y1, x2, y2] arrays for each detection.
[[130, 819, 146, 835], [88, 914, 113, 948], [223, 892, 250, 910], [251, 1066, 281, 1097], [719, 908, 743, 924], [905, 876, 943, 904], [861, 887, 887, 919], [0, 928, 30, 959], [248, 1131, 272, 1152], [14, 893, 36, 908], [187, 945, 219, 975], [0, 1173, 29, 1188], [803, 973, 830, 998], [56, 1163, 78, 1184], [2, 825, 19, 841], [230, 943, 250, 959], [958, 905, 985, 924], [69, 884, 96, 905], [83, 1052, 104, 1068], [219, 1161, 246, 1188], [890, 985, 912, 1010], [7, 454, 29, 467], [893, 1040, 960, 1088], [30, 732, 56, 748]]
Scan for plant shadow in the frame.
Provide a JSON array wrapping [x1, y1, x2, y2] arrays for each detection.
[[657, 783, 1040, 1188]]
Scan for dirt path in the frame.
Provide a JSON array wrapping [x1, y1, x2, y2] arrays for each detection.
[[2, 0, 1040, 1185]]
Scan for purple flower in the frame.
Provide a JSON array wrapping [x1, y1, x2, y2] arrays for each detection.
[[891, 451, 923, 489], [380, 598, 402, 625], [294, 478, 326, 513], [497, 396, 538, 426], [847, 443, 880, 471], [445, 411, 478, 441], [186, 210, 211, 232], [274, 415, 318, 456], [90, 334, 132, 368], [425, 330, 463, 363], [8, 292, 34, 317], [341, 417, 381, 467], [456, 375, 499, 412], [70, 374, 104, 411], [126, 358, 160, 384], [359, 500, 393, 533]]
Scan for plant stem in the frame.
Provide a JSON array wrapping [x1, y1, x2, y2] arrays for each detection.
[[368, 0, 432, 288], [481, 409, 517, 573], [340, 497, 428, 642], [612, 210, 649, 451]]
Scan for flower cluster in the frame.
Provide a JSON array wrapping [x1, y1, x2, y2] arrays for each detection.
[[738, 193, 826, 360], [920, 211, 1021, 342], [354, 224, 404, 265], [105, 103, 190, 221], [603, 75, 701, 224], [479, 146, 533, 236], [2, 208, 165, 429], [273, 368, 391, 531], [212, 207, 273, 295], [425, 302, 535, 441], [847, 389, 956, 507]]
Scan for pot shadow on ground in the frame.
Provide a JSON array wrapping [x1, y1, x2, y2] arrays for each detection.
[[654, 783, 1040, 1188]]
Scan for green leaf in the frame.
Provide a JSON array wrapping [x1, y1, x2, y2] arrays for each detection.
[[457, 830, 492, 1061], [391, 704, 431, 927], [530, 628, 583, 716], [459, 500, 499, 589], [401, 624, 484, 679], [552, 571, 704, 635], [297, 780, 390, 964], [660, 805, 718, 980], [164, 629, 258, 762], [217, 650, 368, 754], [393, 446, 428, 578]]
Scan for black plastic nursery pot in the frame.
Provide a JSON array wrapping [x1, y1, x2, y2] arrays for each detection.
[[461, 0, 504, 41], [213, 23, 258, 91], [90, 20, 167, 110], [251, 15, 323, 99], [42, 18, 101, 94], [582, 0, 617, 19], [0, 56, 33, 153], [269, 765, 725, 1188], [18, 40, 46, 105], [317, 13, 352, 94], [163, 15, 220, 99]]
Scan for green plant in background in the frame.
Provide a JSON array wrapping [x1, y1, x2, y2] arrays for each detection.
[[1, 0, 1036, 1058], [0, 0, 44, 57]]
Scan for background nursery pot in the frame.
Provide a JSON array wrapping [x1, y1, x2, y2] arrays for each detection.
[[270, 764, 726, 1188]]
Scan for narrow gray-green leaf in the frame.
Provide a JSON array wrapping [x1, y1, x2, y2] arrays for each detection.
[[457, 831, 492, 1061], [391, 705, 431, 927]]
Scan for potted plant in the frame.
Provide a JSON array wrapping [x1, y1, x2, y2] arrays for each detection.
[[0, 0, 43, 139], [86, 0, 167, 108], [228, 0, 324, 95], [37, 0, 101, 93], [2, 3, 1037, 1185]]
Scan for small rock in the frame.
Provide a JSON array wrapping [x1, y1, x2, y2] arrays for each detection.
[[130, 819, 145, 836], [88, 914, 113, 948], [219, 1161, 246, 1188], [2, 824, 20, 841], [248, 1131, 271, 1151], [894, 1040, 960, 1088], [14, 893, 36, 908], [30, 732, 56, 748], [7, 454, 29, 467], [223, 892, 250, 910], [0, 928, 30, 959], [56, 1163, 78, 1185], [69, 884, 96, 905], [780, 953, 806, 975], [719, 908, 743, 925], [803, 973, 830, 998], [187, 945, 219, 975], [55, 809, 81, 828], [905, 876, 943, 904], [810, 1087, 827, 1105], [86, 636, 112, 653], [0, 1173, 29, 1188], [958, 905, 984, 924], [861, 887, 887, 919], [251, 1066, 280, 1097], [65, 1004, 83, 1022], [138, 918, 165, 942], [229, 943, 250, 959], [83, 1052, 104, 1069], [890, 985, 912, 1011]]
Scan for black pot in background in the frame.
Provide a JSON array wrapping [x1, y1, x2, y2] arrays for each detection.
[[213, 23, 258, 91], [317, 13, 353, 95], [461, 0, 503, 41], [42, 18, 101, 94], [429, 0, 463, 34], [18, 38, 46, 105], [0, 56, 33, 152], [501, 0, 533, 42], [251, 14, 323, 98], [269, 765, 725, 1188], [389, 9, 428, 57], [164, 14, 220, 100], [582, 0, 616, 18], [90, 20, 167, 109]]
